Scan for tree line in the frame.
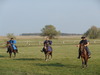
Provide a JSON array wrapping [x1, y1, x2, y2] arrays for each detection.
[[6, 25, 100, 39], [83, 26, 100, 39]]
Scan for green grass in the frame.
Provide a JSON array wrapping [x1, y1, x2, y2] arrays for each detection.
[[0, 44, 100, 75]]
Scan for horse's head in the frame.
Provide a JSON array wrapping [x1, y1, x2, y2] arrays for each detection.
[[6, 41, 14, 53], [6, 41, 11, 47], [7, 41, 10, 44], [80, 43, 85, 52]]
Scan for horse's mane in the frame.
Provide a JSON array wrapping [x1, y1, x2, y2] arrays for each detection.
[[80, 43, 85, 51]]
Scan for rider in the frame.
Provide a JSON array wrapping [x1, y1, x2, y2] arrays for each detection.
[[41, 37, 52, 52], [7, 38, 18, 53], [77, 36, 91, 59]]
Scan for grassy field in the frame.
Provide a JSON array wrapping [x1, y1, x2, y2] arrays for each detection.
[[0, 43, 100, 75]]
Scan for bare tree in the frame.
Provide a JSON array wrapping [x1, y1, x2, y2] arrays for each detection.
[[6, 33, 16, 39]]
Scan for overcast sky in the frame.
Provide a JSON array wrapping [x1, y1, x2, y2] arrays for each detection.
[[0, 0, 100, 36]]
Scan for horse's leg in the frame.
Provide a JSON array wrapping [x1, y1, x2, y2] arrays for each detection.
[[85, 57, 88, 67], [46, 52, 50, 61], [48, 54, 49, 60], [47, 53, 49, 61], [47, 52, 50, 60], [49, 52, 52, 60], [45, 53, 47, 61], [48, 52, 52, 60], [51, 52, 52, 59], [85, 60, 87, 67], [81, 58, 85, 68], [9, 53, 12, 58], [84, 51, 88, 67], [14, 52, 16, 58]]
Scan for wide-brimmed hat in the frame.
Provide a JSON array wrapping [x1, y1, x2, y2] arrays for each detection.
[[11, 38, 14, 39], [81, 36, 86, 39]]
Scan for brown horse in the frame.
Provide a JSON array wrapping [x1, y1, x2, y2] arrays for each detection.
[[42, 46, 52, 61], [6, 41, 17, 58], [80, 43, 89, 68]]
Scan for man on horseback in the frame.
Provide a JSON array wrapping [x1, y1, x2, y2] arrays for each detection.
[[7, 38, 18, 53], [41, 37, 53, 61], [77, 36, 91, 59], [41, 37, 52, 52]]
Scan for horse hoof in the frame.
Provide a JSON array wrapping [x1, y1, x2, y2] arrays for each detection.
[[81, 66, 84, 69]]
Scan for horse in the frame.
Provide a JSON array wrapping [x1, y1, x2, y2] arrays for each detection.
[[6, 41, 17, 58], [42, 46, 52, 61], [79, 43, 89, 68]]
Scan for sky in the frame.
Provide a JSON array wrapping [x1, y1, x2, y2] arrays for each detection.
[[0, 0, 100, 36]]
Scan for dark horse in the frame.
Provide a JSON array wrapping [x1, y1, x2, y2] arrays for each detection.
[[6, 41, 17, 58], [80, 43, 89, 68], [42, 46, 52, 61]]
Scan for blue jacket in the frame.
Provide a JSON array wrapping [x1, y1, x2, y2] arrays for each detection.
[[9, 40, 17, 50]]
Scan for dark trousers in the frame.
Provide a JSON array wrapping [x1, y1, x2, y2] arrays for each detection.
[[85, 46, 91, 55]]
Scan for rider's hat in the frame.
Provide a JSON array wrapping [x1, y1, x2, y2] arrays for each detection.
[[81, 36, 86, 39], [11, 38, 13, 39]]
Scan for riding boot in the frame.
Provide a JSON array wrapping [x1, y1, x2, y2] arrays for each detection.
[[77, 49, 81, 59], [41, 47, 45, 52], [77, 54, 80, 59]]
